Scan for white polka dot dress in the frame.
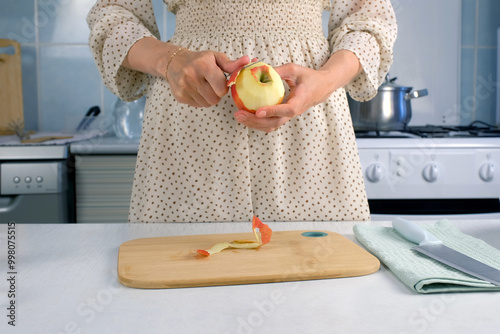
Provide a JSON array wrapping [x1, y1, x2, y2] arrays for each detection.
[[87, 0, 397, 222]]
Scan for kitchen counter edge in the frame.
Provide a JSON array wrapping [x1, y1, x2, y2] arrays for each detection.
[[70, 135, 139, 155]]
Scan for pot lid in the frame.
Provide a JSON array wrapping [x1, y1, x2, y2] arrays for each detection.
[[378, 75, 412, 91]]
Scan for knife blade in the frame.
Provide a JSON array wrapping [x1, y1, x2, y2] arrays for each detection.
[[392, 217, 500, 286]]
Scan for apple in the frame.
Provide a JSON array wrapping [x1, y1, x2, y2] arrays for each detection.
[[227, 61, 285, 113]]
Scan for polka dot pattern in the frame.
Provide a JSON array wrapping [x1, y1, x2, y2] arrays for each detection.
[[87, 0, 397, 222]]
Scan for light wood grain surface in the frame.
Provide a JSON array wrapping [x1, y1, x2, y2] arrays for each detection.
[[0, 39, 24, 135], [118, 230, 380, 288]]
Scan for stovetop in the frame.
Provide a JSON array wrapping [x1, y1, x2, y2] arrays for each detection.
[[355, 121, 500, 138]]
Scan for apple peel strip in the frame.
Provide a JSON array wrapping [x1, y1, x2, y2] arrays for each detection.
[[196, 216, 272, 256]]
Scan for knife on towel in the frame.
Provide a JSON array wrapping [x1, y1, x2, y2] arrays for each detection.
[[392, 217, 500, 286]]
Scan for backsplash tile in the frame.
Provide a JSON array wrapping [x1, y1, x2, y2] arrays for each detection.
[[0, 0, 167, 133], [39, 45, 101, 131], [460, 0, 500, 125], [38, 0, 95, 44], [0, 0, 498, 131], [460, 48, 475, 124], [477, 0, 500, 46], [0, 0, 36, 44], [20, 45, 38, 131], [461, 0, 476, 46], [475, 47, 498, 123]]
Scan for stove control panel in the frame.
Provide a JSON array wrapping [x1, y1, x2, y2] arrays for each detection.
[[358, 146, 500, 199], [0, 162, 66, 195]]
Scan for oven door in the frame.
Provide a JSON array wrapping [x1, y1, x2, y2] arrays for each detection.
[[0, 161, 75, 223], [0, 193, 72, 223]]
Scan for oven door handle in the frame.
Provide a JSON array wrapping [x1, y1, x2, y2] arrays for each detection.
[[0, 195, 22, 214]]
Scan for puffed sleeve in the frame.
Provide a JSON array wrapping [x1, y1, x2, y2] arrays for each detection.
[[87, 0, 161, 101], [327, 0, 397, 101]]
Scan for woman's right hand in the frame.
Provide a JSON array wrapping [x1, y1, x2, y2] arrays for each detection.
[[122, 38, 249, 108], [166, 50, 250, 108]]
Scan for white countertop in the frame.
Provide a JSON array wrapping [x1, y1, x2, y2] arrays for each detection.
[[1, 220, 499, 333], [70, 135, 139, 154]]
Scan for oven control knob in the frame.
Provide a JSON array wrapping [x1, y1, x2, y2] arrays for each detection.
[[365, 163, 384, 183], [422, 163, 440, 183], [479, 162, 495, 182]]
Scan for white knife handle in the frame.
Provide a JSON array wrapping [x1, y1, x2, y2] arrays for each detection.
[[392, 217, 442, 246]]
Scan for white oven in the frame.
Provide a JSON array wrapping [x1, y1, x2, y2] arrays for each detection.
[[356, 126, 500, 221]]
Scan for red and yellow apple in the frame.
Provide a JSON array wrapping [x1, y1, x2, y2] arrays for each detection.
[[227, 61, 285, 113]]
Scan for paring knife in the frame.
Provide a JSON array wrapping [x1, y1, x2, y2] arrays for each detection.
[[392, 217, 500, 286]]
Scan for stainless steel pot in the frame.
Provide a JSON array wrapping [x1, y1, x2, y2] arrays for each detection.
[[348, 76, 428, 131]]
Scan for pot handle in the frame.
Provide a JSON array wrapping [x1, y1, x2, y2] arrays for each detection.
[[405, 89, 428, 100]]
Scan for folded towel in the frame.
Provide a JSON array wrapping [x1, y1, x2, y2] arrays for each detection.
[[354, 219, 500, 293]]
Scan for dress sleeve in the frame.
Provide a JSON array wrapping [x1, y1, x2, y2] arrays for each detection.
[[87, 0, 161, 101], [327, 0, 398, 101]]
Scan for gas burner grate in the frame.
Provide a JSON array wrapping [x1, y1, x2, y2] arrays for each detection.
[[354, 130, 415, 138], [407, 121, 500, 138], [354, 122, 500, 138], [406, 126, 450, 138]]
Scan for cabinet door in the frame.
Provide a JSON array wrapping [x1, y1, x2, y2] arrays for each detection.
[[75, 155, 136, 223]]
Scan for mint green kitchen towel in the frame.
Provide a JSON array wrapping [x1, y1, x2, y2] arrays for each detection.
[[353, 219, 500, 293]]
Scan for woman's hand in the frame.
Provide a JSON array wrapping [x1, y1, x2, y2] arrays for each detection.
[[167, 50, 250, 108], [234, 50, 362, 132], [122, 37, 250, 108], [234, 64, 333, 132]]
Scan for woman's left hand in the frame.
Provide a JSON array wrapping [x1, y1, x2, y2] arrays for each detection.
[[233, 50, 362, 133]]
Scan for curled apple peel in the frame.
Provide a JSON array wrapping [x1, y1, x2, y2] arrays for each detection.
[[196, 216, 272, 256], [251, 215, 272, 245], [227, 61, 285, 113]]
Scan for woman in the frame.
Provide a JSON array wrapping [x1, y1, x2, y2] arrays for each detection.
[[87, 0, 397, 222]]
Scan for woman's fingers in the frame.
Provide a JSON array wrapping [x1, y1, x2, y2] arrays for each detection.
[[234, 110, 290, 133], [216, 54, 251, 77], [168, 51, 251, 108]]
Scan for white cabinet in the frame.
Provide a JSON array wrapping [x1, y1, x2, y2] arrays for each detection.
[[75, 155, 136, 223]]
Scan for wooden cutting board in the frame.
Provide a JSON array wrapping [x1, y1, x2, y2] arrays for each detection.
[[118, 230, 380, 289], [0, 39, 24, 135]]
